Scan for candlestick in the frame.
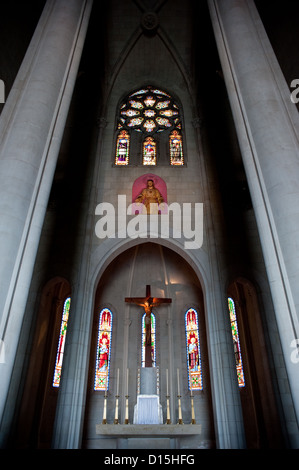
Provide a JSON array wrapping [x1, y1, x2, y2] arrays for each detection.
[[102, 393, 107, 424], [102, 370, 108, 424], [113, 369, 120, 425], [114, 395, 119, 424], [190, 394, 196, 424], [177, 368, 183, 424], [166, 395, 171, 424], [177, 395, 183, 425], [190, 377, 196, 424], [125, 395, 129, 424]]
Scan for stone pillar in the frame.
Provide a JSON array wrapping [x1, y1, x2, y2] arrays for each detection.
[[0, 0, 93, 436], [193, 121, 246, 448], [208, 0, 299, 445]]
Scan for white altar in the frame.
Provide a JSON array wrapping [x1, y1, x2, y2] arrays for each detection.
[[133, 368, 163, 424]]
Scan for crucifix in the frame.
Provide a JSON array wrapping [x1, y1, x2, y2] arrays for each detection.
[[125, 285, 172, 367]]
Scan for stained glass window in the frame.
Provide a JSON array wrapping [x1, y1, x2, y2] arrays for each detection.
[[143, 136, 157, 165], [53, 297, 71, 388], [185, 308, 202, 390], [156, 100, 170, 109], [115, 130, 130, 165], [116, 85, 184, 165], [94, 308, 113, 391], [141, 313, 156, 367], [170, 130, 184, 166], [228, 297, 245, 387]]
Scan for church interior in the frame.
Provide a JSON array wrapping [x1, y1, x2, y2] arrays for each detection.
[[0, 0, 299, 450]]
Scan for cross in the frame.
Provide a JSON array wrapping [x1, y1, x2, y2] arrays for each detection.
[[125, 285, 172, 367]]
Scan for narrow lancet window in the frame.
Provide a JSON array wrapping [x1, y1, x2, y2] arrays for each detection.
[[228, 297, 245, 387], [185, 308, 202, 390], [170, 130, 184, 165], [143, 136, 157, 165], [94, 308, 113, 391], [115, 130, 130, 165], [142, 312, 156, 367], [53, 297, 71, 387]]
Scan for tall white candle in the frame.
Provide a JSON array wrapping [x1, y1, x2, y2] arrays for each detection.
[[177, 368, 180, 396], [166, 368, 169, 395], [116, 368, 119, 396], [126, 368, 129, 396]]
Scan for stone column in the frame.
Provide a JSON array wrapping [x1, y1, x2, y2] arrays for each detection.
[[208, 0, 299, 445], [0, 0, 93, 434], [193, 119, 246, 448]]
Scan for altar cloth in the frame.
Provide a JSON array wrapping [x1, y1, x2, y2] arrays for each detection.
[[133, 394, 163, 424]]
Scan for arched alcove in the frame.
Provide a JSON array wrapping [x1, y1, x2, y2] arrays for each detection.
[[16, 277, 71, 449], [83, 242, 215, 449], [228, 278, 284, 448]]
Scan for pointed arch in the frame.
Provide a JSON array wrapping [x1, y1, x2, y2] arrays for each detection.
[[227, 278, 284, 447], [16, 277, 71, 447]]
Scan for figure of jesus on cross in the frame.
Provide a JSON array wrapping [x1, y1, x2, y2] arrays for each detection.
[[125, 285, 172, 367]]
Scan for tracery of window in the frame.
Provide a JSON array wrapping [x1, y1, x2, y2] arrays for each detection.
[[185, 308, 203, 391], [141, 312, 156, 367], [94, 308, 113, 391], [115, 130, 130, 165], [53, 297, 71, 388], [143, 136, 157, 165], [116, 86, 184, 166], [228, 297, 245, 387]]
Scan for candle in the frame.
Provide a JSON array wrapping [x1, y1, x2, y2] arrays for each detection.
[[166, 369, 169, 396], [116, 368, 119, 396], [177, 368, 180, 396], [126, 368, 129, 396]]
